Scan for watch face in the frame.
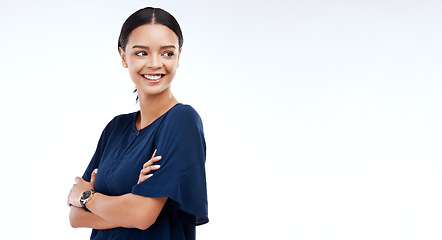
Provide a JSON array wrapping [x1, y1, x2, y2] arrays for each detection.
[[82, 190, 91, 200]]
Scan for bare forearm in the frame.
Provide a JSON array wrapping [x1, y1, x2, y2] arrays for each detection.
[[69, 206, 120, 229], [86, 193, 167, 230]]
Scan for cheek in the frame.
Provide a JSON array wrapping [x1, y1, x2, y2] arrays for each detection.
[[128, 65, 143, 84], [165, 60, 179, 73], [128, 60, 144, 74], [127, 55, 143, 67]]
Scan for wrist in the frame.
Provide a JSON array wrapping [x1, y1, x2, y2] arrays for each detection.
[[80, 189, 95, 212]]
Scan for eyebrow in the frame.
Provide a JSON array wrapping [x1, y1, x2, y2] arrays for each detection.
[[132, 45, 176, 50]]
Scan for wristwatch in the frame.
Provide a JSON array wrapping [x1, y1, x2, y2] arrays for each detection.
[[79, 189, 95, 212]]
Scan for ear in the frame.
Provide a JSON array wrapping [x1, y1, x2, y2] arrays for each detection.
[[119, 47, 128, 68], [177, 47, 182, 68]]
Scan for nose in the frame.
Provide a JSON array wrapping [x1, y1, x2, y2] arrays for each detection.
[[147, 54, 161, 69]]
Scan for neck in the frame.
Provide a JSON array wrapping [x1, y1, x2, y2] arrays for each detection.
[[136, 89, 178, 130]]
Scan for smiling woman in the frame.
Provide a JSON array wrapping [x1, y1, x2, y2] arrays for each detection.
[[67, 7, 208, 240], [120, 24, 181, 103]]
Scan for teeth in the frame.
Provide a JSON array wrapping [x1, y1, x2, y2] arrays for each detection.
[[143, 74, 162, 80]]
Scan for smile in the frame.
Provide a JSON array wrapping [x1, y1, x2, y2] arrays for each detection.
[[142, 74, 164, 82]]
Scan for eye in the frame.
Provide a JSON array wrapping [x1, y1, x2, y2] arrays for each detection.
[[162, 52, 175, 57], [135, 51, 147, 56]]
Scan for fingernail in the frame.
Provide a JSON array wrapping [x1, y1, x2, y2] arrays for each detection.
[[94, 169, 98, 173], [155, 156, 162, 160], [147, 174, 153, 177], [153, 165, 160, 169]]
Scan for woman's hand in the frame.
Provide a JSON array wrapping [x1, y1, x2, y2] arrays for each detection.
[[68, 169, 97, 207], [138, 150, 162, 184]]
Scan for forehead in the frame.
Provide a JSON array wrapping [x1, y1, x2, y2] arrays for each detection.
[[127, 24, 179, 48]]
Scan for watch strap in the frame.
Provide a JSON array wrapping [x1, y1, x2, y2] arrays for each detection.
[[80, 200, 91, 212]]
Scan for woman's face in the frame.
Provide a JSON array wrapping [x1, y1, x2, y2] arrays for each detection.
[[119, 24, 181, 99]]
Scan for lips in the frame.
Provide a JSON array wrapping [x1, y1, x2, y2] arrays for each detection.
[[142, 74, 164, 82]]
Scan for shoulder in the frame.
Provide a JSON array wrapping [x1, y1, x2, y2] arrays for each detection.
[[168, 104, 203, 125], [158, 104, 204, 134], [112, 111, 137, 123], [170, 103, 200, 116], [103, 111, 137, 131]]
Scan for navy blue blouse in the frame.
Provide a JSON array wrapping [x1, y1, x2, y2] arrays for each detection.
[[82, 104, 208, 239]]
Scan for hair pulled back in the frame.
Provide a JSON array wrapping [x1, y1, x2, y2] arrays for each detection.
[[118, 7, 183, 51]]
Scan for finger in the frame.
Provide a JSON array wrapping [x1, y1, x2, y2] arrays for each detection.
[[140, 165, 159, 175], [67, 189, 74, 207], [75, 177, 81, 183], [140, 165, 161, 175], [142, 158, 161, 168], [138, 174, 153, 184], [143, 155, 162, 168], [143, 160, 151, 168], [90, 168, 98, 188], [143, 153, 161, 167], [151, 149, 157, 159], [152, 156, 162, 162]]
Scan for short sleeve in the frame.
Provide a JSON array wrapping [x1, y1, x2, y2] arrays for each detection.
[[82, 117, 115, 182], [132, 105, 209, 226]]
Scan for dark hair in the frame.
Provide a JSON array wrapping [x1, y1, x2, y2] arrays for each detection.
[[118, 7, 183, 51]]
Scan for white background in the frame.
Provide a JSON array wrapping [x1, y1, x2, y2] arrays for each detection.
[[1, 0, 441, 239]]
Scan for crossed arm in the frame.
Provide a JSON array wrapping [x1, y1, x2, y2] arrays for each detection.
[[68, 152, 163, 230], [69, 194, 167, 230]]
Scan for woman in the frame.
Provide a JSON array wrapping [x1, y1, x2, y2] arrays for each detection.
[[67, 7, 209, 239]]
